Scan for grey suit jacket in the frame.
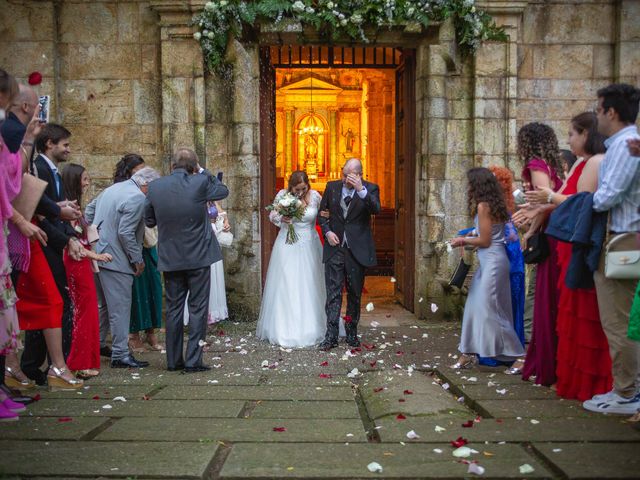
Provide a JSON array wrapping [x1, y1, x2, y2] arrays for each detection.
[[93, 179, 146, 274], [144, 168, 229, 272]]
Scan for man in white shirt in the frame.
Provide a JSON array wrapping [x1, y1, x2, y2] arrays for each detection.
[[584, 83, 640, 415]]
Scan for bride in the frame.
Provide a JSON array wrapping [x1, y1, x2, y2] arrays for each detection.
[[256, 171, 326, 347]]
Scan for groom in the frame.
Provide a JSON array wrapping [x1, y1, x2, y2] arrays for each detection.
[[318, 158, 381, 350]]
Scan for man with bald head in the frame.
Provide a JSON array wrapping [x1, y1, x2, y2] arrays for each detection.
[[318, 158, 381, 350], [145, 148, 229, 372]]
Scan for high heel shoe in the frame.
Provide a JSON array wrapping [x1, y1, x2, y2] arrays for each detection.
[[4, 367, 36, 390], [450, 354, 475, 370], [47, 366, 83, 391], [504, 358, 525, 375], [145, 333, 164, 352], [128, 334, 147, 353]]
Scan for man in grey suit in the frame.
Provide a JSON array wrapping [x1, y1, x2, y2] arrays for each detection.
[[144, 148, 229, 373], [94, 167, 160, 368]]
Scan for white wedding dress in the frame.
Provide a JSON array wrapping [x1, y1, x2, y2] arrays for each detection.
[[256, 189, 327, 347]]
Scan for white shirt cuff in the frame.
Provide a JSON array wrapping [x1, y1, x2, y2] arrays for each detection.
[[356, 186, 367, 199]]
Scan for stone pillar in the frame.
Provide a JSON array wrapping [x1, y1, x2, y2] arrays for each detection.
[[285, 108, 295, 177], [329, 108, 338, 178]]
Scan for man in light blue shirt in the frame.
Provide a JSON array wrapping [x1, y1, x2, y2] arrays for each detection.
[[584, 83, 640, 415]]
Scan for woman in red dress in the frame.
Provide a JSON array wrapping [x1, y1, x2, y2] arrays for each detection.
[[61, 164, 112, 378], [526, 112, 612, 400]]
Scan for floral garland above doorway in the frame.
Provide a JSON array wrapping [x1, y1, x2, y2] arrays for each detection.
[[193, 0, 506, 73]]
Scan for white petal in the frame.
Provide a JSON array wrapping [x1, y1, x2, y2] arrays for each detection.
[[468, 463, 485, 475], [519, 464, 535, 474], [365, 302, 375, 312], [406, 430, 420, 439], [367, 462, 383, 473]]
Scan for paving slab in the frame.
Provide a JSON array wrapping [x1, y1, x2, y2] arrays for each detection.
[[439, 370, 538, 385], [0, 440, 218, 478], [0, 416, 108, 440], [41, 384, 154, 400], [95, 417, 368, 443], [263, 373, 353, 386], [87, 371, 262, 386], [374, 416, 640, 443], [475, 398, 598, 418], [456, 383, 558, 400], [154, 385, 354, 401], [361, 372, 471, 420], [219, 442, 553, 478], [23, 398, 246, 418], [533, 442, 640, 478], [250, 400, 360, 419]]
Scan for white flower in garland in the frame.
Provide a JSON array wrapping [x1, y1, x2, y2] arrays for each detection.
[[193, 31, 202, 40], [350, 13, 363, 24], [306, 6, 315, 13], [205, 1, 216, 11], [340, 18, 348, 26], [208, 31, 215, 39], [292, 0, 306, 13], [220, 0, 228, 6]]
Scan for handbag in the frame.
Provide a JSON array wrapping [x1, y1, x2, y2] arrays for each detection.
[[604, 233, 640, 280], [523, 232, 550, 264], [448, 257, 471, 289], [214, 217, 233, 247], [143, 226, 158, 248], [11, 173, 47, 221]]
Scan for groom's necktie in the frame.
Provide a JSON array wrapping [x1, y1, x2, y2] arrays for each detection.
[[344, 195, 352, 207]]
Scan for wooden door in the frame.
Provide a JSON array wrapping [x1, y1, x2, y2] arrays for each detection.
[[394, 50, 416, 311], [259, 46, 277, 287]]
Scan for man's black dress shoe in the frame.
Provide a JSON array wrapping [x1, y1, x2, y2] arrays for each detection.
[[111, 354, 149, 369], [167, 364, 185, 372], [318, 340, 339, 351], [346, 337, 361, 348], [183, 365, 211, 373], [100, 346, 113, 357]]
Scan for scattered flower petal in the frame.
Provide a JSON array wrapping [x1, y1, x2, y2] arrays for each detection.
[[468, 463, 485, 476], [433, 448, 443, 454], [367, 462, 383, 473], [113, 396, 126, 402], [451, 436, 468, 448], [320, 361, 329, 366], [430, 303, 438, 313], [272, 427, 287, 432], [519, 464, 535, 474], [365, 302, 375, 312], [452, 446, 474, 458], [530, 419, 540, 424], [390, 277, 396, 283], [57, 417, 72, 422], [198, 340, 207, 347], [396, 414, 406, 420], [462, 420, 474, 428], [434, 425, 446, 433], [403, 389, 413, 395], [102, 404, 112, 409], [496, 388, 507, 395], [406, 430, 420, 440]]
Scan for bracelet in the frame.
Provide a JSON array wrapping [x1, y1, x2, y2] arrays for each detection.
[[546, 192, 554, 204]]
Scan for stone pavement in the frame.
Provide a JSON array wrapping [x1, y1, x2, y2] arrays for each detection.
[[1, 303, 639, 479]]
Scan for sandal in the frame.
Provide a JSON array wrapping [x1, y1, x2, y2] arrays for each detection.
[[75, 369, 100, 379], [145, 332, 165, 352], [47, 366, 83, 391], [504, 358, 525, 375], [5, 367, 36, 390], [450, 354, 475, 370], [128, 334, 147, 353]]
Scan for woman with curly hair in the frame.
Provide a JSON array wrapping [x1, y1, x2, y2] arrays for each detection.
[[450, 168, 525, 369], [512, 122, 563, 384]]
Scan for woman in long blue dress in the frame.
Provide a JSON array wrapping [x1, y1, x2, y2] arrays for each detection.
[[450, 168, 525, 368]]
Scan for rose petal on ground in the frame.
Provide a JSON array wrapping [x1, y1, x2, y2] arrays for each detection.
[[273, 427, 287, 432], [319, 373, 332, 379], [403, 389, 413, 395], [57, 417, 72, 422], [434, 425, 446, 432], [433, 448, 443, 453], [347, 368, 360, 378], [468, 463, 485, 475], [198, 340, 207, 347], [366, 302, 375, 312], [462, 420, 474, 428], [552, 448, 562, 453], [519, 464, 535, 474], [102, 404, 112, 409], [396, 414, 406, 420], [452, 446, 473, 458], [92, 395, 100, 400], [530, 419, 540, 424], [406, 430, 420, 440], [390, 277, 396, 283], [113, 396, 126, 402], [320, 361, 329, 366], [451, 436, 468, 448], [496, 388, 507, 395], [367, 462, 383, 473], [370, 321, 380, 327], [430, 303, 438, 313]]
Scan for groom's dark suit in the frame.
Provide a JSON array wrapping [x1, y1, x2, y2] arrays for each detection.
[[319, 180, 380, 345]]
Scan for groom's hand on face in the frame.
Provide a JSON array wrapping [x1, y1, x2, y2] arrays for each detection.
[[326, 231, 340, 246], [346, 173, 363, 192]]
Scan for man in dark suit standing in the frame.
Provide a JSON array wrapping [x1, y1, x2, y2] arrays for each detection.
[[21, 123, 83, 383], [144, 148, 229, 372], [318, 158, 381, 350]]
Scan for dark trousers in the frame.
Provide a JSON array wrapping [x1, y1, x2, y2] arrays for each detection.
[[324, 246, 365, 343], [20, 250, 72, 384], [164, 267, 211, 369]]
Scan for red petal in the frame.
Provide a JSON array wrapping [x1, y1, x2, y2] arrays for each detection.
[[142, 395, 151, 400], [57, 417, 73, 422], [398, 399, 406, 403], [386, 314, 391, 318], [92, 395, 100, 400], [496, 418, 503, 423], [450, 436, 468, 448], [318, 373, 332, 378], [396, 414, 406, 420], [373, 387, 384, 393], [343, 315, 352, 323], [362, 343, 376, 350], [273, 427, 287, 432], [403, 390, 413, 395], [217, 330, 225, 336], [28, 72, 42, 86], [320, 361, 329, 366], [32, 393, 41, 402], [396, 351, 404, 355], [461, 420, 474, 428], [369, 361, 377, 367]]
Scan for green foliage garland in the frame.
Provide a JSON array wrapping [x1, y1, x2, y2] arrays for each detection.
[[193, 0, 506, 73]]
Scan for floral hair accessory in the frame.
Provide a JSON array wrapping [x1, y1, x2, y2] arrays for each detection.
[[28, 72, 42, 86]]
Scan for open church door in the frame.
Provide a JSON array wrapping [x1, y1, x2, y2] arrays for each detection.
[[394, 49, 416, 311], [259, 46, 277, 287]]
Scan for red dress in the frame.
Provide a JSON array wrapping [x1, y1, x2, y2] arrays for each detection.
[[16, 239, 63, 330], [555, 161, 612, 400], [63, 241, 100, 371]]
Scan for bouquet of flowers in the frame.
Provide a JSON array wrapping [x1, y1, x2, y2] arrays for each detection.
[[266, 192, 306, 244]]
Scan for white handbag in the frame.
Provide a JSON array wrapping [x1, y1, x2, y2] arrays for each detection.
[[604, 233, 640, 280], [214, 217, 233, 247]]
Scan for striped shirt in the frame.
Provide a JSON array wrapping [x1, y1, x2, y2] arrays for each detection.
[[593, 125, 640, 232]]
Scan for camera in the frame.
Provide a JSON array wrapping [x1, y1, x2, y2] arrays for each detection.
[[38, 95, 50, 123]]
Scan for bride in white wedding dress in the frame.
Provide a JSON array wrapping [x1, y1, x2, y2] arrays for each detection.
[[256, 171, 326, 347]]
